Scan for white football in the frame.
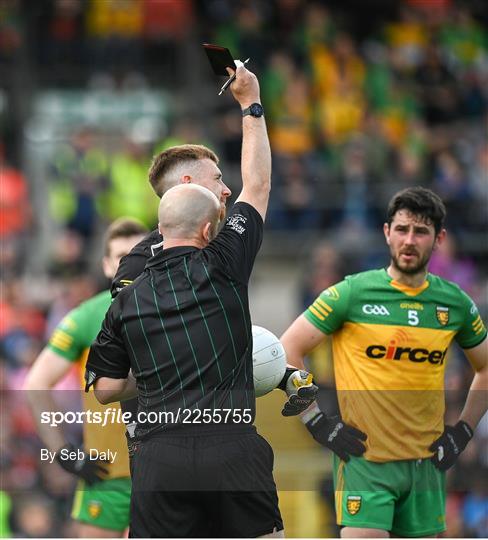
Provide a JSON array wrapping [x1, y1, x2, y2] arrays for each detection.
[[252, 325, 287, 397]]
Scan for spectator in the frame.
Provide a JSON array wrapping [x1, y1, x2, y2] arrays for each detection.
[[48, 127, 109, 242], [462, 475, 488, 537], [269, 157, 320, 230], [0, 155, 31, 273], [432, 150, 472, 233], [39, 0, 84, 73], [415, 44, 461, 125], [103, 138, 158, 229], [85, 0, 144, 70], [11, 495, 57, 537], [429, 234, 477, 296], [0, 491, 12, 538]]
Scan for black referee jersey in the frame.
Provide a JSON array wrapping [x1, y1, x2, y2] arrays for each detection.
[[86, 202, 263, 439]]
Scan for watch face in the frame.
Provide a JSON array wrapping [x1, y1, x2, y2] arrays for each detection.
[[250, 103, 264, 117]]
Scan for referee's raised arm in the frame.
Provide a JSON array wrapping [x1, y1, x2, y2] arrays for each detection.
[[228, 64, 271, 221]]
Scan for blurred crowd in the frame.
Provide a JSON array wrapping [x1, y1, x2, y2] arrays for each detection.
[[1, 0, 487, 536]]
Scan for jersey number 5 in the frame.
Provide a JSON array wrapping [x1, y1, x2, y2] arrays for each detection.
[[408, 310, 419, 326]]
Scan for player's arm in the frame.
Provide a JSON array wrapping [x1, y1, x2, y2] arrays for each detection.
[[94, 373, 137, 405], [460, 338, 488, 429], [24, 347, 109, 484], [23, 348, 74, 452], [430, 293, 487, 471], [280, 315, 366, 461], [281, 315, 328, 370], [230, 65, 271, 221], [430, 339, 487, 471], [272, 315, 324, 417], [280, 283, 367, 461]]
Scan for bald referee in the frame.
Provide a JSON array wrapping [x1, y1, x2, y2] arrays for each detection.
[[85, 65, 286, 537]]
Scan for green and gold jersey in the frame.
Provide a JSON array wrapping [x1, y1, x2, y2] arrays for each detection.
[[48, 290, 129, 479], [305, 269, 486, 462]]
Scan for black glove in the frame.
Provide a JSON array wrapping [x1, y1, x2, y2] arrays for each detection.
[[56, 443, 108, 485], [429, 421, 473, 471], [278, 368, 318, 416], [306, 412, 367, 462]]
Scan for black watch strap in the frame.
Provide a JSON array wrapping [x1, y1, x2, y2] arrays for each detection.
[[242, 103, 264, 117]]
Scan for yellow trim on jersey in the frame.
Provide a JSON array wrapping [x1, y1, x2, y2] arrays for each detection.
[[316, 298, 333, 313], [71, 480, 85, 519], [309, 306, 326, 321], [472, 317, 485, 335], [312, 302, 330, 318], [50, 330, 73, 350], [390, 279, 429, 296], [335, 460, 345, 523]]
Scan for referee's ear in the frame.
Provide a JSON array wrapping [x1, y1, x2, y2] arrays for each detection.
[[203, 221, 214, 243], [158, 222, 163, 235]]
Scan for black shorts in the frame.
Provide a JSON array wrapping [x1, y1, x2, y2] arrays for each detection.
[[129, 428, 283, 537]]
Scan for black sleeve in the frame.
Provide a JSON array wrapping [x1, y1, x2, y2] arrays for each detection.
[[204, 202, 263, 284], [85, 297, 131, 390], [111, 229, 163, 298]]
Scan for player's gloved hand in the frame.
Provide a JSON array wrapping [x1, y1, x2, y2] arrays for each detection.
[[55, 443, 108, 485], [429, 421, 473, 471], [278, 368, 318, 416], [304, 409, 367, 462]]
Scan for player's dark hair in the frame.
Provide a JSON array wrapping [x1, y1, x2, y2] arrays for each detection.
[[387, 187, 446, 235], [104, 218, 148, 256], [148, 144, 219, 197]]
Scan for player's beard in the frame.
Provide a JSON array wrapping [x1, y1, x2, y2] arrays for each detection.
[[390, 245, 433, 276]]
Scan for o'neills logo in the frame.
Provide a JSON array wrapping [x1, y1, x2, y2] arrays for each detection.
[[366, 340, 447, 365]]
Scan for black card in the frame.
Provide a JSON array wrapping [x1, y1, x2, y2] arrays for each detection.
[[203, 43, 236, 76]]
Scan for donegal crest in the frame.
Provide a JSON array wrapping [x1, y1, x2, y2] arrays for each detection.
[[88, 500, 102, 519], [346, 495, 361, 515], [436, 307, 449, 326]]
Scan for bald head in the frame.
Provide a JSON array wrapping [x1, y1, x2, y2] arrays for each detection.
[[158, 184, 221, 243]]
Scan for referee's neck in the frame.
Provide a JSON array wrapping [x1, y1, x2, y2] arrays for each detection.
[[163, 238, 207, 250]]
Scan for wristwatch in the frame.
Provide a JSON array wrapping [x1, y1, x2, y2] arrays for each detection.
[[242, 103, 264, 118]]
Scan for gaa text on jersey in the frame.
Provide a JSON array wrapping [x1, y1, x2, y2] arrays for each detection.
[[362, 304, 390, 316]]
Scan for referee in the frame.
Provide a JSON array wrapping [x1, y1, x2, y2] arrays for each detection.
[[85, 65, 285, 538]]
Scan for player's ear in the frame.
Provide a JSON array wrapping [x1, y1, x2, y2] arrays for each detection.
[[102, 256, 112, 279], [433, 228, 447, 250], [383, 223, 391, 245]]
